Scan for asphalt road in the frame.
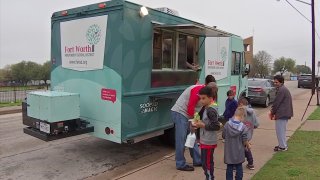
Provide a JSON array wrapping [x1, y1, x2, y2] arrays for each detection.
[[0, 81, 310, 180]]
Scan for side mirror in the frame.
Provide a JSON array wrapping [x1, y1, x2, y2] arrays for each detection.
[[243, 64, 250, 77]]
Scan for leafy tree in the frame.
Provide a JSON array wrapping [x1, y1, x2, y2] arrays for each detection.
[[39, 61, 51, 85], [296, 65, 311, 74], [11, 61, 27, 84], [250, 51, 272, 78], [0, 68, 5, 82], [11, 61, 41, 85], [273, 57, 296, 74], [26, 61, 41, 80], [2, 65, 13, 82]]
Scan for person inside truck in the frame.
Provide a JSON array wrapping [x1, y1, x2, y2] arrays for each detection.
[[171, 75, 216, 171], [186, 60, 200, 71]]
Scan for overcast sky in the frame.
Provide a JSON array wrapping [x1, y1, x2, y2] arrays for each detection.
[[0, 0, 319, 68]]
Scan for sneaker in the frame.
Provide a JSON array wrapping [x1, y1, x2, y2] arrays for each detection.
[[193, 163, 202, 167], [177, 165, 194, 171], [274, 146, 288, 152], [246, 164, 255, 170]]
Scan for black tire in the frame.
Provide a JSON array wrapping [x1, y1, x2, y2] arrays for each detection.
[[264, 96, 270, 108], [298, 84, 300, 88], [160, 127, 175, 147]]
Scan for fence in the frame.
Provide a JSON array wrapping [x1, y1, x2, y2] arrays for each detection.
[[0, 85, 48, 103]]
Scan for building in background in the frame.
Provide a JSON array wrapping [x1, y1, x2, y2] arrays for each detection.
[[244, 36, 253, 65]]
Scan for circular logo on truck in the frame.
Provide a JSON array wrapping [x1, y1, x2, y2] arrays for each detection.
[[86, 24, 102, 45], [220, 47, 227, 62]]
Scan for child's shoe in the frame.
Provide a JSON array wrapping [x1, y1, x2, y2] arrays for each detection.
[[274, 146, 288, 152], [246, 164, 255, 170]]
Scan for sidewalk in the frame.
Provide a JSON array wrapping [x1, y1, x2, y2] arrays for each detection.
[[108, 92, 317, 180], [0, 106, 22, 115], [300, 120, 320, 131]]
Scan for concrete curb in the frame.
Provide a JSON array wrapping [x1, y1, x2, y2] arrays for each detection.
[[112, 153, 175, 180]]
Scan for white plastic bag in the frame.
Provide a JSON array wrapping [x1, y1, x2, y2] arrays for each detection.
[[185, 133, 196, 148]]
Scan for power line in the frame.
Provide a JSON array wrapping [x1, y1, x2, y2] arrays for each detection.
[[284, 0, 320, 40], [317, 31, 320, 40], [284, 0, 311, 22]]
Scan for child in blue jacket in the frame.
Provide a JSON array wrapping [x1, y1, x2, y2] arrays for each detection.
[[223, 90, 238, 121]]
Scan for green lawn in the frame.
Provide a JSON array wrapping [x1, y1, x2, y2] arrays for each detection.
[[252, 131, 320, 180], [0, 101, 22, 108], [307, 107, 320, 120]]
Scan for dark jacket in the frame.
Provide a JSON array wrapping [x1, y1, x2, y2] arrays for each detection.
[[271, 85, 293, 120], [222, 119, 248, 164], [223, 98, 238, 120], [199, 105, 221, 145]]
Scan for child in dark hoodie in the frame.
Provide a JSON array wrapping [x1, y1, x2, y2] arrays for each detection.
[[222, 107, 250, 180], [223, 90, 238, 121], [192, 86, 222, 180], [238, 98, 260, 170]]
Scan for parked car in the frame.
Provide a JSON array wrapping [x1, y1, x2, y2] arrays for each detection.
[[298, 74, 312, 88], [248, 78, 276, 107]]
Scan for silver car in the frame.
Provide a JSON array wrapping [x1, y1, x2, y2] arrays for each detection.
[[248, 78, 276, 107]]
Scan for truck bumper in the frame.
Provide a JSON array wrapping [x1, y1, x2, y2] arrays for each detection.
[[22, 102, 94, 141]]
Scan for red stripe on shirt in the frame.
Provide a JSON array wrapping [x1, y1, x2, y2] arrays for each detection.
[[187, 85, 205, 117]]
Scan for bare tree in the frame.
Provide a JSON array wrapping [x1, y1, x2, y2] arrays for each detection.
[[250, 51, 272, 78]]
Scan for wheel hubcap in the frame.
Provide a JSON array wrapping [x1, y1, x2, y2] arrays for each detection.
[[266, 97, 269, 106]]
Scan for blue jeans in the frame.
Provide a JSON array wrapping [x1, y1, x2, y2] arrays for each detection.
[[226, 164, 243, 180], [171, 111, 201, 169], [275, 119, 288, 148]]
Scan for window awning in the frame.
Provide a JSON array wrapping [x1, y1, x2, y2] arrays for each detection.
[[153, 24, 232, 37]]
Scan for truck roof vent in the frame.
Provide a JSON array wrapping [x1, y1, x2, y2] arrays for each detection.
[[155, 7, 179, 16]]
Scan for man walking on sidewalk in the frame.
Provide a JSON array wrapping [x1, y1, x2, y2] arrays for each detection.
[[270, 75, 293, 152], [171, 76, 216, 171]]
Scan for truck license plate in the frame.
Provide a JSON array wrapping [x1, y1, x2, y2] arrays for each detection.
[[40, 122, 50, 134]]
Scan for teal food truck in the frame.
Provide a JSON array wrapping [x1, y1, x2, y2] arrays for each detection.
[[23, 0, 250, 144]]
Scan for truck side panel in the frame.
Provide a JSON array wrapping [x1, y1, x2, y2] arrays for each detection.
[[120, 3, 206, 142]]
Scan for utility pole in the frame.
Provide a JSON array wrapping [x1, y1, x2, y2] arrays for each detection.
[[311, 0, 316, 96], [277, 0, 315, 96]]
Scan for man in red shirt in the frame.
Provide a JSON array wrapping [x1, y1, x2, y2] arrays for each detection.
[[171, 75, 216, 171]]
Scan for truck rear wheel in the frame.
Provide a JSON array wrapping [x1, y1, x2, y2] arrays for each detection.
[[160, 127, 175, 147]]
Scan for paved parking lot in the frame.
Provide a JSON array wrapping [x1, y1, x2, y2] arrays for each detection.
[[0, 81, 311, 180]]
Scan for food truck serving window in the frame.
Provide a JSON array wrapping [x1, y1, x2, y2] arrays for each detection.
[[231, 52, 242, 75], [151, 24, 230, 88], [152, 31, 199, 70], [152, 30, 199, 88]]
